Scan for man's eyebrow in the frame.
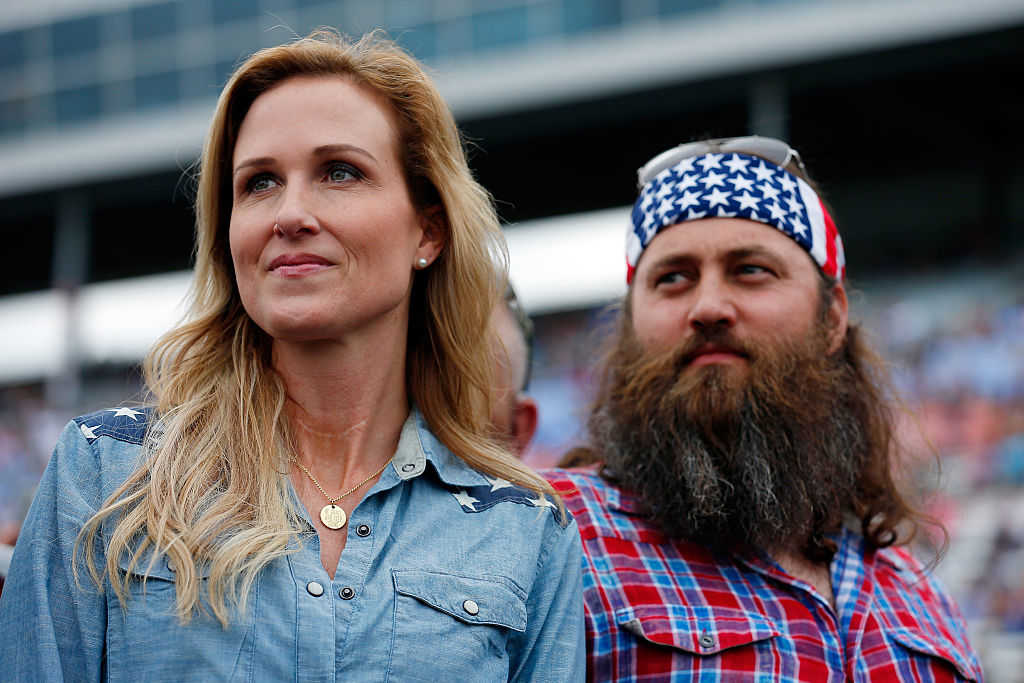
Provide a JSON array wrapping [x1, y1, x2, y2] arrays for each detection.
[[647, 253, 695, 272], [728, 245, 785, 262], [232, 144, 379, 177]]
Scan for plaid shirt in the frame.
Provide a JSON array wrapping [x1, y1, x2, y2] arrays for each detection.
[[544, 469, 983, 682]]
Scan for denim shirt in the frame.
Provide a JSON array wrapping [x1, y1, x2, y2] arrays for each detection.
[[0, 407, 584, 682]]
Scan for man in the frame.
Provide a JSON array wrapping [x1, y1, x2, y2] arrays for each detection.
[[489, 285, 539, 456], [545, 137, 983, 681]]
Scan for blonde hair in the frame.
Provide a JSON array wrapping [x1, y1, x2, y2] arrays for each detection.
[[77, 30, 558, 627]]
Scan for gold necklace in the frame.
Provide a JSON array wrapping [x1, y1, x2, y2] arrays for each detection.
[[293, 458, 392, 530]]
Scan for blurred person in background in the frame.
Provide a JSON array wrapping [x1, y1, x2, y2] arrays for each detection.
[[546, 137, 983, 681], [489, 285, 539, 456], [0, 31, 583, 681]]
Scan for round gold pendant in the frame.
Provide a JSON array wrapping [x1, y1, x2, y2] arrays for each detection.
[[320, 504, 347, 530]]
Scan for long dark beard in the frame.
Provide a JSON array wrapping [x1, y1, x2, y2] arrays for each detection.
[[594, 322, 869, 559]]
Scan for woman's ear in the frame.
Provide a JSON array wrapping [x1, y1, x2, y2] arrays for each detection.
[[825, 282, 849, 354], [416, 205, 447, 265]]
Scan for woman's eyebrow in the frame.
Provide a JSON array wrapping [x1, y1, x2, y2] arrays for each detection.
[[232, 157, 273, 176], [313, 144, 378, 163]]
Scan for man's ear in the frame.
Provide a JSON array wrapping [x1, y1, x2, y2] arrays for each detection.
[[416, 204, 447, 264], [511, 395, 539, 456], [825, 282, 849, 354]]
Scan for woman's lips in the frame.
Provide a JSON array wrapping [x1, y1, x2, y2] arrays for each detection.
[[268, 253, 333, 277]]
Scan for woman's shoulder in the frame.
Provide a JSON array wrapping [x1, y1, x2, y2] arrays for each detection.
[[70, 405, 155, 447], [54, 406, 154, 483]]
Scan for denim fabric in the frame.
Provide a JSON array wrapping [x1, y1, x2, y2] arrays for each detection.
[[0, 408, 584, 682]]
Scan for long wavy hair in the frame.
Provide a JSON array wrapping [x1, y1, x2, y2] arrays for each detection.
[[77, 30, 558, 626]]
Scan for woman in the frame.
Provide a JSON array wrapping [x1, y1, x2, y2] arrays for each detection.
[[0, 31, 583, 681]]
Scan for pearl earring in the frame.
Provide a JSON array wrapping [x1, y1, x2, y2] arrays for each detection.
[[416, 257, 429, 269]]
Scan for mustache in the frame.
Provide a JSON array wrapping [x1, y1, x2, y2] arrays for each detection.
[[676, 325, 754, 366]]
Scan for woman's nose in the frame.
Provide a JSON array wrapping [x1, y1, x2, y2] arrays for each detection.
[[274, 184, 320, 237]]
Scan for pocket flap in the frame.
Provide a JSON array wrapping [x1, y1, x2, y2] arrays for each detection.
[[616, 604, 779, 655], [887, 627, 982, 681], [393, 569, 527, 632], [116, 549, 207, 581]]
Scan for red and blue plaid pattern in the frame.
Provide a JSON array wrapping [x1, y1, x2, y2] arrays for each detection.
[[544, 469, 983, 682]]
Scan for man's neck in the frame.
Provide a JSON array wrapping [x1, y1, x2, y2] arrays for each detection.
[[774, 551, 835, 610]]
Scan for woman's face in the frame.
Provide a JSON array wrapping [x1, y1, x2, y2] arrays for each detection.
[[228, 75, 442, 344]]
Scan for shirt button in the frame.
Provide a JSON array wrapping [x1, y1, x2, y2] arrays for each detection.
[[462, 599, 479, 616], [356, 524, 371, 537], [306, 581, 324, 597], [699, 632, 715, 649], [339, 586, 355, 600], [401, 463, 416, 473]]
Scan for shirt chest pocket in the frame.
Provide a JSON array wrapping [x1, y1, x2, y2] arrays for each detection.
[[108, 553, 256, 682], [388, 569, 527, 682], [615, 603, 780, 657], [883, 627, 982, 681]]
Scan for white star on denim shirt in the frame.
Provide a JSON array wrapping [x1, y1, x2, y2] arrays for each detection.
[[529, 495, 557, 510], [452, 490, 480, 511], [108, 407, 144, 420], [80, 423, 99, 441]]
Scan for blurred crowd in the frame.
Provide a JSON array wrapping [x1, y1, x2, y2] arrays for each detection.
[[1, 265, 1022, 669]]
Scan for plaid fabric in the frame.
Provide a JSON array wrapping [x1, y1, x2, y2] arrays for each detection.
[[544, 469, 984, 682]]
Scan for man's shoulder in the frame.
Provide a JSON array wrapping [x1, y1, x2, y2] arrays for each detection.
[[542, 467, 660, 544], [542, 467, 614, 510], [871, 543, 959, 605]]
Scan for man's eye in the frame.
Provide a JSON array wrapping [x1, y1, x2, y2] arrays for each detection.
[[656, 271, 690, 286], [737, 264, 771, 276], [327, 163, 361, 183]]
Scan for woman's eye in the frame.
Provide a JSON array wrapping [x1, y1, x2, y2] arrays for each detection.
[[327, 163, 360, 183], [246, 173, 276, 193]]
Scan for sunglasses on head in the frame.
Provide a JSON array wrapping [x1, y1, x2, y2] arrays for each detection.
[[636, 136, 807, 189]]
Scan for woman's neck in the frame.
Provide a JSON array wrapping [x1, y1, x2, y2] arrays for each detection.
[[274, 328, 409, 478]]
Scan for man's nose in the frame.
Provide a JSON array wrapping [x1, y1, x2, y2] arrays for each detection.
[[686, 276, 737, 331]]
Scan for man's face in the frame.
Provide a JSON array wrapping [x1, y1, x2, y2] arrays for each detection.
[[629, 217, 846, 372], [489, 304, 537, 456]]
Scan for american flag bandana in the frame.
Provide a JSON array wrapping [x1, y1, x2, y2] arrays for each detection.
[[628, 152, 846, 283]]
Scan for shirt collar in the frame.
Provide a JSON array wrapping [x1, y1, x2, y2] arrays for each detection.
[[389, 408, 490, 489], [604, 482, 646, 515]]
